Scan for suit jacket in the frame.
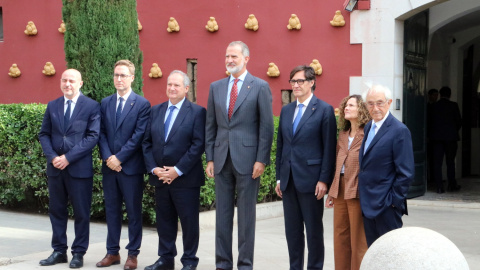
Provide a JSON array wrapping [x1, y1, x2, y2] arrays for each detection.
[[275, 95, 337, 193], [143, 99, 206, 188], [98, 92, 151, 175], [328, 128, 364, 199], [39, 94, 100, 178], [205, 72, 274, 175], [429, 98, 462, 141], [358, 113, 415, 219]]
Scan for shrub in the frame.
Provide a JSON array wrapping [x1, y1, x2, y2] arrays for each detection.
[[0, 104, 281, 224]]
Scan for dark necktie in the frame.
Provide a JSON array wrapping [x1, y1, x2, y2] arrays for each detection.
[[292, 104, 304, 134], [64, 99, 72, 132], [228, 79, 240, 120], [164, 106, 176, 141], [116, 97, 124, 127]]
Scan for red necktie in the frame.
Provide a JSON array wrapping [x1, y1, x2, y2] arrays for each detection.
[[228, 79, 239, 120]]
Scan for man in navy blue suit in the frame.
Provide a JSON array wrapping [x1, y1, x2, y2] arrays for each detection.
[[359, 84, 415, 247], [38, 69, 100, 268], [143, 70, 206, 270], [96, 60, 151, 270], [275, 65, 337, 270]]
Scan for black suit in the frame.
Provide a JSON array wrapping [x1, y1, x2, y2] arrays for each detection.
[[38, 94, 100, 255], [276, 95, 337, 270], [430, 98, 462, 190], [143, 98, 206, 267], [98, 91, 151, 256]]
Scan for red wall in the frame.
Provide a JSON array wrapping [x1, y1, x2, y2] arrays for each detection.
[[0, 0, 361, 114]]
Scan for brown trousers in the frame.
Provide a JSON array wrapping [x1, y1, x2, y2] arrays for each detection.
[[333, 176, 368, 270]]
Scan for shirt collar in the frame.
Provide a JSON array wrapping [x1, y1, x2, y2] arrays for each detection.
[[117, 89, 132, 101], [168, 97, 186, 109], [65, 91, 80, 104], [373, 111, 390, 128], [229, 70, 248, 84], [296, 93, 314, 108]]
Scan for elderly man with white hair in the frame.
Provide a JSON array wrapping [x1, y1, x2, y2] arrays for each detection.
[[358, 84, 415, 247]]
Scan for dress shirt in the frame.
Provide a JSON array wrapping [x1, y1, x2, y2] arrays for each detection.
[[116, 89, 132, 111], [370, 111, 390, 135], [64, 91, 81, 117], [156, 97, 186, 177], [292, 93, 313, 123], [225, 70, 248, 111]]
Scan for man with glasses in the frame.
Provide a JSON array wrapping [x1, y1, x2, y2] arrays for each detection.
[[359, 84, 414, 246], [97, 60, 151, 269], [275, 65, 336, 270], [38, 69, 100, 268]]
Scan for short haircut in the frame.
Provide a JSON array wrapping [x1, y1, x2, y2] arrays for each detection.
[[362, 84, 393, 101], [439, 86, 451, 98], [428, 88, 438, 95], [168, 70, 190, 88], [228, 41, 250, 57], [338, 94, 371, 131], [114, 59, 135, 75], [289, 65, 316, 91]]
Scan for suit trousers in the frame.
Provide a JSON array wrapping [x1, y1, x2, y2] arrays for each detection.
[[102, 171, 144, 256], [48, 170, 93, 255], [432, 140, 458, 189], [155, 185, 200, 266], [282, 173, 325, 270], [363, 205, 402, 247], [215, 152, 260, 270], [332, 176, 367, 270]]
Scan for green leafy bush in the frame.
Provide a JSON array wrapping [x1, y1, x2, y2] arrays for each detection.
[[0, 104, 281, 224]]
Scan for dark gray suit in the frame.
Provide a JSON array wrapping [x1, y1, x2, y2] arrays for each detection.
[[205, 72, 273, 270]]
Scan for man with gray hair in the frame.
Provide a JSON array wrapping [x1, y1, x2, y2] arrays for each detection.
[[358, 84, 415, 246], [143, 70, 206, 270], [205, 41, 274, 270]]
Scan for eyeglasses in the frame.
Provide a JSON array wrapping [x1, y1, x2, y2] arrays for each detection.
[[113, 74, 133, 79], [366, 100, 388, 108], [288, 79, 310, 86]]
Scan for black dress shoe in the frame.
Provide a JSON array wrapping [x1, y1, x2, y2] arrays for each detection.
[[181, 265, 197, 270], [69, 253, 84, 268], [448, 184, 461, 192], [144, 258, 174, 270], [39, 251, 68, 266], [436, 188, 445, 194]]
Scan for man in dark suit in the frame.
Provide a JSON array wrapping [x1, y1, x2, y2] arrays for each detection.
[[359, 84, 415, 247], [38, 69, 100, 268], [430, 86, 462, 193], [143, 70, 206, 270], [96, 60, 151, 270], [205, 41, 274, 270], [274, 65, 336, 270]]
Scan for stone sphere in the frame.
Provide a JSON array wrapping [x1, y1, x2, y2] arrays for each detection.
[[360, 227, 469, 270]]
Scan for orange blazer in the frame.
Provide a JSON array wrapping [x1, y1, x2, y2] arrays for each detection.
[[328, 128, 364, 200]]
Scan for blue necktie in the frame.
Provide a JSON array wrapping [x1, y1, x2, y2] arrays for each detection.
[[116, 97, 124, 127], [292, 104, 304, 134], [64, 100, 72, 132], [364, 123, 377, 153], [164, 106, 176, 141]]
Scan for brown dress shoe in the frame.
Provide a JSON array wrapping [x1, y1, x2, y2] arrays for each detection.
[[96, 254, 121, 267], [124, 255, 137, 270]]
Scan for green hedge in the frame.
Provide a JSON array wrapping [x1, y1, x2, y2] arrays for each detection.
[[0, 103, 280, 224]]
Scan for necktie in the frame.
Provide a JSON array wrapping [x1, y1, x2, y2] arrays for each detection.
[[364, 123, 377, 153], [64, 100, 72, 132], [228, 79, 240, 120], [116, 97, 124, 127], [164, 106, 176, 140], [292, 104, 304, 134]]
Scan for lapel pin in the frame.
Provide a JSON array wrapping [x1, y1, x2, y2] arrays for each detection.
[[312, 107, 316, 110], [131, 103, 134, 106], [248, 85, 251, 89]]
